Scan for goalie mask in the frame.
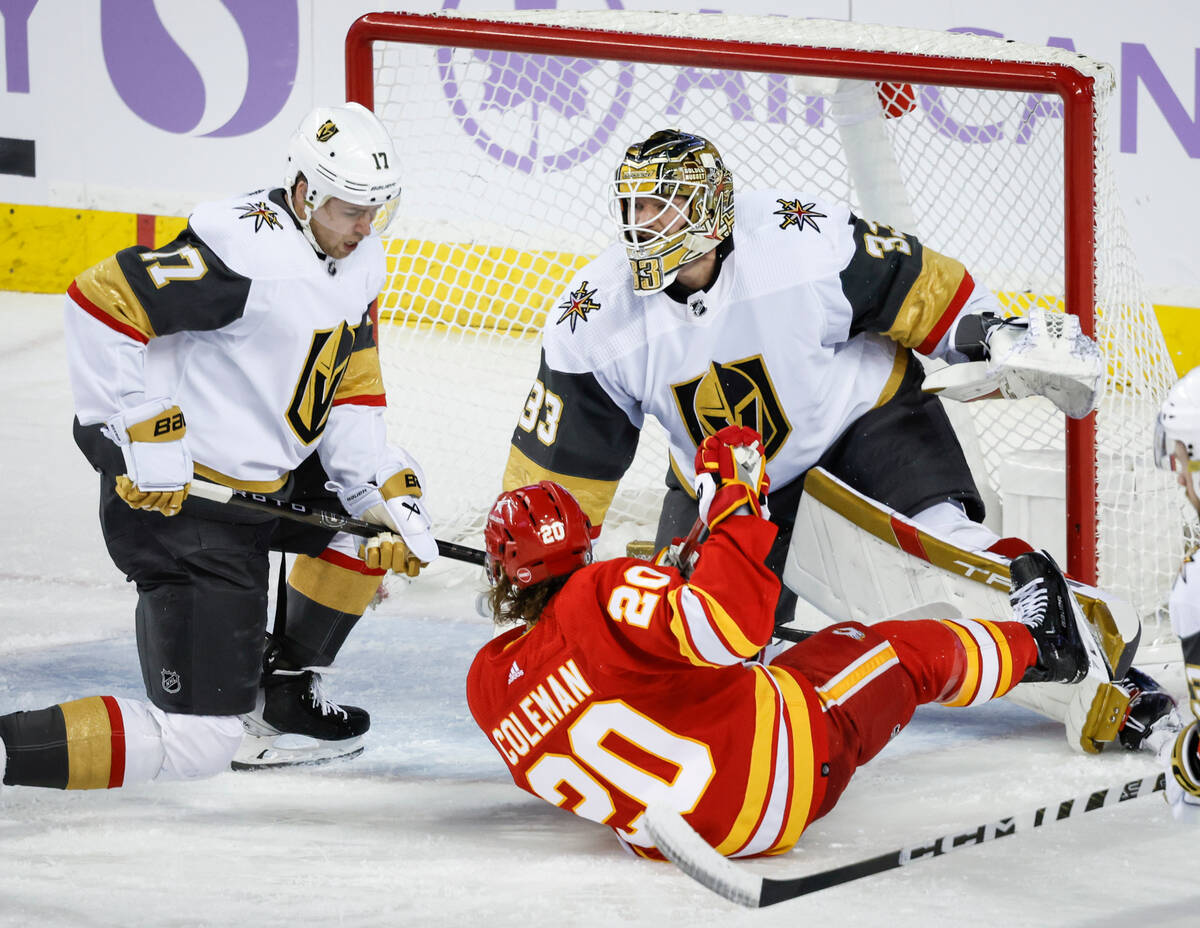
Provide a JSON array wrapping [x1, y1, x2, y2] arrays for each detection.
[[484, 482, 593, 589], [1154, 366, 1200, 474], [285, 101, 402, 254], [609, 129, 734, 294]]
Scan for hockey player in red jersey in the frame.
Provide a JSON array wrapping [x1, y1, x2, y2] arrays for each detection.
[[469, 426, 1112, 858], [502, 127, 1167, 755], [0, 103, 434, 791]]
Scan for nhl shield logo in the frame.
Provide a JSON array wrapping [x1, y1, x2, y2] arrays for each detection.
[[161, 669, 182, 694]]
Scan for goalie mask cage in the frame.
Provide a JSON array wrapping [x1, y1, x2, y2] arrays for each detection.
[[346, 10, 1187, 649]]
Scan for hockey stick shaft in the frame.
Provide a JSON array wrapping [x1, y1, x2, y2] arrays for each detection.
[[644, 772, 1165, 908], [187, 481, 486, 566]]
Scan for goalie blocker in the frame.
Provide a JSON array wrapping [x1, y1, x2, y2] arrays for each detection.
[[783, 467, 1141, 753]]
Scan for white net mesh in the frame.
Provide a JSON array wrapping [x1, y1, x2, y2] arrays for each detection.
[[360, 11, 1189, 647]]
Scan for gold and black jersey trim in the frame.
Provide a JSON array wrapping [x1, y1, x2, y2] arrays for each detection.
[[333, 305, 387, 407], [840, 215, 973, 354], [502, 444, 619, 527], [70, 257, 156, 343]]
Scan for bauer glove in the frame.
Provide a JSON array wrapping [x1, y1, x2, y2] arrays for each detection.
[[103, 397, 192, 517], [334, 459, 439, 574], [692, 425, 770, 530]]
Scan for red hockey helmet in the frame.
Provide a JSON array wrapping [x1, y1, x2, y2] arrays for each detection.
[[484, 481, 594, 589]]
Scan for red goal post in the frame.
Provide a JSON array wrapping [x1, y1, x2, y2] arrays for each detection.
[[344, 10, 1183, 646]]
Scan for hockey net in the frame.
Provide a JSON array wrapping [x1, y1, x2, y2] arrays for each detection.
[[347, 10, 1191, 656]]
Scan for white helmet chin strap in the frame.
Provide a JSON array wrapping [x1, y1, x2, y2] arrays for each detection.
[[289, 184, 330, 258]]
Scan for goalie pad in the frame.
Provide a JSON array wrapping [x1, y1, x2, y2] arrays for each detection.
[[783, 468, 1141, 753], [923, 308, 1104, 419]]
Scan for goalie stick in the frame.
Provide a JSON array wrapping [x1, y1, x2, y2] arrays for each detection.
[[186, 480, 486, 566], [642, 772, 1165, 908]]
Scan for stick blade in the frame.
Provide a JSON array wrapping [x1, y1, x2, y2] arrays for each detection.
[[641, 804, 762, 908]]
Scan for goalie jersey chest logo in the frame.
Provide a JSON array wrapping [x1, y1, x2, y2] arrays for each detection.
[[671, 355, 791, 458], [286, 321, 355, 444]]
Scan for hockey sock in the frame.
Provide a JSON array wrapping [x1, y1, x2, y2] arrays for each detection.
[[0, 696, 126, 789]]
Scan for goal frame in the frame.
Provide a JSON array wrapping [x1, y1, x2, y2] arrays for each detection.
[[344, 10, 1102, 584]]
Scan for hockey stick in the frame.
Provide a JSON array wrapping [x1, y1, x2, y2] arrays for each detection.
[[643, 772, 1166, 908], [187, 481, 486, 566]]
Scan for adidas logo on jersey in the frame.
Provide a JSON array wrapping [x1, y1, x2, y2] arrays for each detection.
[[507, 662, 524, 685]]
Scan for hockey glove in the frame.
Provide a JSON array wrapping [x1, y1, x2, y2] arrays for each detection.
[[103, 398, 192, 517], [336, 461, 439, 572], [923, 308, 1104, 419], [1165, 720, 1200, 824], [693, 425, 770, 530]]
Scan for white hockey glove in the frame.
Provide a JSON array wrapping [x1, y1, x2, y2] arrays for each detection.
[[103, 397, 192, 517], [1165, 720, 1200, 824], [922, 308, 1104, 419], [334, 461, 439, 574], [693, 425, 771, 530]]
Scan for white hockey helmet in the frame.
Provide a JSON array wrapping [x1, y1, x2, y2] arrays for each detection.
[[285, 101, 402, 251], [1154, 366, 1200, 473], [608, 129, 734, 294]]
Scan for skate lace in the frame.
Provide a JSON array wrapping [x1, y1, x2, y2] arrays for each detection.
[[1010, 577, 1048, 627], [306, 671, 349, 720]]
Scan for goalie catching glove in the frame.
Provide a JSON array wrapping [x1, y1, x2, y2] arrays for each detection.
[[923, 307, 1104, 419], [693, 425, 770, 530], [333, 458, 439, 576], [102, 397, 192, 517]]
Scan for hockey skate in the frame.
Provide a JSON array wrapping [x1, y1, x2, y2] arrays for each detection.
[[231, 668, 370, 770], [1010, 550, 1111, 686], [1115, 667, 1182, 754]]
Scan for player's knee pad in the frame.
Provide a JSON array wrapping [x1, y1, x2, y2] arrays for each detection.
[[117, 698, 243, 782]]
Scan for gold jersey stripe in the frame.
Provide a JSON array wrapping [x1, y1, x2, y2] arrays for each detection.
[[665, 587, 716, 668], [884, 247, 968, 350], [682, 585, 760, 659], [713, 667, 780, 856], [871, 344, 909, 409], [336, 345, 386, 400], [73, 255, 157, 341], [192, 464, 289, 494], [502, 445, 618, 527], [766, 667, 818, 854], [939, 620, 983, 707], [59, 696, 115, 791], [288, 553, 381, 614]]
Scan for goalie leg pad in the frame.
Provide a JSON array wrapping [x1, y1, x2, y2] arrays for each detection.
[[783, 468, 1141, 749]]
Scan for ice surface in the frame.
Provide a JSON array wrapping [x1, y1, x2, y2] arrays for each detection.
[[1, 292, 1195, 927]]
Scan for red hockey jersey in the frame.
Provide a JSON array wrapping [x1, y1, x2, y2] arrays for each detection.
[[466, 516, 829, 859]]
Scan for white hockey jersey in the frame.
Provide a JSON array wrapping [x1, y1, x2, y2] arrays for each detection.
[[1169, 547, 1200, 720], [503, 190, 1002, 524], [64, 188, 399, 493]]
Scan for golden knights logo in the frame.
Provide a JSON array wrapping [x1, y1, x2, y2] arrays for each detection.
[[287, 322, 355, 444], [672, 355, 792, 459], [773, 198, 826, 233], [238, 201, 283, 232], [316, 119, 339, 142], [556, 281, 601, 333]]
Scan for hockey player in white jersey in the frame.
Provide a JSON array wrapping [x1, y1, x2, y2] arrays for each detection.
[[0, 102, 435, 792], [1149, 366, 1200, 821], [502, 128, 1163, 752]]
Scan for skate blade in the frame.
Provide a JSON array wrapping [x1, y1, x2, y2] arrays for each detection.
[[230, 732, 364, 771]]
